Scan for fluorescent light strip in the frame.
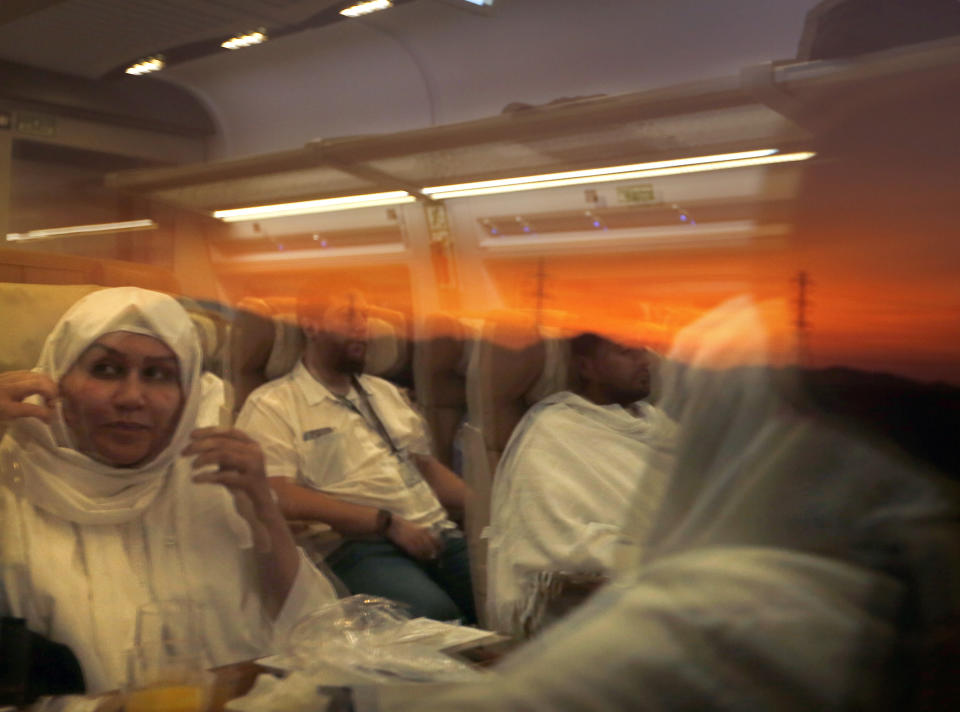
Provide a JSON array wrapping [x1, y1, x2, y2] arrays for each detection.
[[424, 151, 816, 200], [222, 30, 267, 50], [213, 191, 415, 222], [340, 0, 393, 18], [6, 219, 158, 241], [479, 220, 768, 251], [225, 242, 407, 263], [210, 150, 813, 220]]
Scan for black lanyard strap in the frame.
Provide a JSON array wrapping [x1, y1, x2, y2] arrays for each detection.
[[337, 375, 401, 456]]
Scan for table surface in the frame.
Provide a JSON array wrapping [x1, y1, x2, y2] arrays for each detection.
[[85, 661, 267, 712], [83, 634, 515, 711]]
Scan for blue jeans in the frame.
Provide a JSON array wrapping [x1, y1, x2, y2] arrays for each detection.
[[327, 531, 476, 624]]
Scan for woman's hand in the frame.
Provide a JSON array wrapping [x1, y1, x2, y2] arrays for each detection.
[[186, 427, 304, 618], [0, 371, 58, 425], [184, 427, 278, 552], [386, 516, 443, 561]]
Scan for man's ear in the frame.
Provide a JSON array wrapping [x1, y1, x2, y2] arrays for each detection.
[[299, 315, 322, 339], [574, 354, 595, 387]]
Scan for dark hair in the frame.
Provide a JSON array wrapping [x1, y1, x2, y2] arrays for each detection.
[[296, 286, 366, 326], [569, 332, 608, 360]]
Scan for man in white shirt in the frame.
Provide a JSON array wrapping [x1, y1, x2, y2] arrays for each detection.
[[486, 332, 677, 636], [237, 291, 475, 623]]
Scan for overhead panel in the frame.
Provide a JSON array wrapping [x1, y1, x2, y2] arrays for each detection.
[[150, 165, 374, 212], [364, 104, 805, 190], [364, 143, 550, 189], [104, 80, 814, 227]]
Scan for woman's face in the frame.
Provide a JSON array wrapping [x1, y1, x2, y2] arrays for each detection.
[[60, 331, 184, 467]]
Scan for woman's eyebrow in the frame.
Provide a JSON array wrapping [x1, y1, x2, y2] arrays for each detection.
[[85, 343, 119, 357], [85, 343, 177, 363]]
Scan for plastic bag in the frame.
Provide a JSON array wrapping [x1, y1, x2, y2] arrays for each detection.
[[285, 595, 485, 683]]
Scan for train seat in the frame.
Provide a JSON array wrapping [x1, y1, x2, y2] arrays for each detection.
[[461, 311, 572, 626], [412, 312, 484, 471]]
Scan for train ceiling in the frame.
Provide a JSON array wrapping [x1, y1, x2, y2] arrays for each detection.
[[0, 0, 370, 78], [103, 34, 960, 215]]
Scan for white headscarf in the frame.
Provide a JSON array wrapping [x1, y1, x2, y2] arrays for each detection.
[[0, 287, 268, 692], [1, 287, 203, 525]]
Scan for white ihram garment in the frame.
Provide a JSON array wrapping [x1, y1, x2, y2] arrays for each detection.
[[486, 391, 677, 636], [389, 297, 959, 712], [0, 288, 335, 693]]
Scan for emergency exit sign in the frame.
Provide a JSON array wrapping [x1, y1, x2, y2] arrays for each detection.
[[617, 184, 655, 204]]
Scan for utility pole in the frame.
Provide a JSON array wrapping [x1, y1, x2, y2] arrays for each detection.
[[793, 270, 812, 368], [534, 257, 546, 327]]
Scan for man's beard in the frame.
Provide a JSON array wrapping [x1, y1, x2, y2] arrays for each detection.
[[610, 376, 651, 406], [335, 341, 366, 374]]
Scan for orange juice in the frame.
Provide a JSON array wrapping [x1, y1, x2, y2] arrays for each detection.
[[125, 684, 204, 712]]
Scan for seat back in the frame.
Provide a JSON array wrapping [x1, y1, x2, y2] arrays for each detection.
[[413, 312, 483, 470], [466, 312, 571, 473], [461, 311, 572, 625]]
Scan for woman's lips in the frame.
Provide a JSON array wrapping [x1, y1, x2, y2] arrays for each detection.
[[103, 422, 151, 432]]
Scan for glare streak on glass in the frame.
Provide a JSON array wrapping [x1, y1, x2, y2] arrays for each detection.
[[424, 152, 815, 200]]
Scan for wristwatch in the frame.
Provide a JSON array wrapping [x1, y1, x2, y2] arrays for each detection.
[[375, 508, 393, 536]]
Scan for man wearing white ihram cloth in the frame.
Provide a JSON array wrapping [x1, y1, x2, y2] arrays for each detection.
[[386, 297, 960, 712], [486, 333, 677, 637]]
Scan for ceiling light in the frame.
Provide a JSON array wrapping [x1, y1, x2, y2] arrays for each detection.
[[340, 0, 393, 18], [221, 30, 267, 50], [423, 150, 815, 200], [213, 191, 415, 222], [5, 219, 158, 241], [125, 56, 165, 75]]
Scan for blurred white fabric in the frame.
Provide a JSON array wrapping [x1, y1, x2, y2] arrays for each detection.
[[486, 392, 676, 636]]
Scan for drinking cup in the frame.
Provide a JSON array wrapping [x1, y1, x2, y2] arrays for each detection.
[[125, 642, 207, 712]]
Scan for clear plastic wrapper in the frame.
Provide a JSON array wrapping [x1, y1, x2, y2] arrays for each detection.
[[283, 595, 487, 684]]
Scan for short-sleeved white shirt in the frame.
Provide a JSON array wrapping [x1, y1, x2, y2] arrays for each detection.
[[237, 362, 451, 534]]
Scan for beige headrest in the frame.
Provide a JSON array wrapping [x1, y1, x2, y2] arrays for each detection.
[[466, 313, 546, 452], [0, 282, 103, 373], [264, 316, 305, 380], [525, 325, 571, 405], [456, 318, 484, 377], [366, 316, 402, 376]]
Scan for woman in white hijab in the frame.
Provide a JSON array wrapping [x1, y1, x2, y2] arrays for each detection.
[[0, 287, 336, 694]]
